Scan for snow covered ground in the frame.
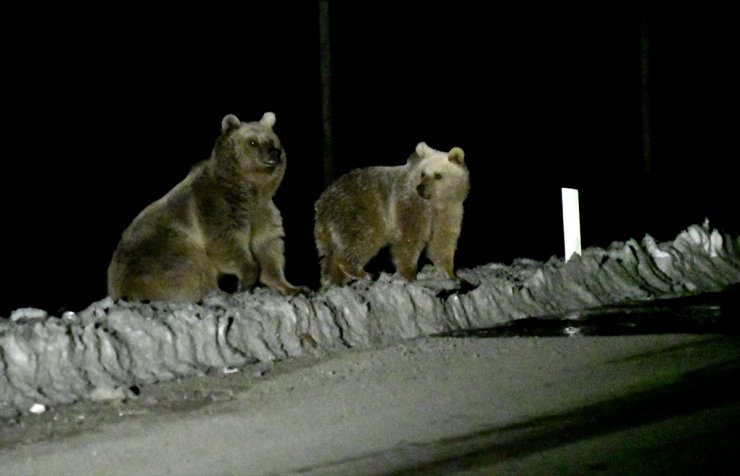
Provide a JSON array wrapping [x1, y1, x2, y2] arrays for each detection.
[[1, 222, 739, 474]]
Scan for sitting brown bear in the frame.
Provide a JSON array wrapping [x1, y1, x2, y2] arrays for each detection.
[[314, 142, 470, 287], [108, 112, 305, 302]]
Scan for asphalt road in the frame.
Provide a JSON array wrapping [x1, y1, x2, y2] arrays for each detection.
[[2, 332, 738, 475]]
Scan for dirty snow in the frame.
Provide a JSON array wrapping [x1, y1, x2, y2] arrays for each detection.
[[1, 222, 738, 418]]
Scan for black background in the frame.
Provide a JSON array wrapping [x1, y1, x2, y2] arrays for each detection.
[[1, 5, 737, 316]]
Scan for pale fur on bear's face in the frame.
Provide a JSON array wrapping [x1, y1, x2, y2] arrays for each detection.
[[107, 112, 306, 303], [314, 141, 469, 287], [413, 142, 469, 205]]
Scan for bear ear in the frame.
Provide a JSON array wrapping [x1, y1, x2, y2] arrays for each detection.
[[448, 147, 465, 165], [260, 112, 276, 128], [415, 142, 432, 158], [406, 151, 422, 166], [221, 114, 241, 133]]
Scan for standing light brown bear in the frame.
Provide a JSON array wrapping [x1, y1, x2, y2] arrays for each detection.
[[314, 142, 469, 287], [108, 112, 306, 302]]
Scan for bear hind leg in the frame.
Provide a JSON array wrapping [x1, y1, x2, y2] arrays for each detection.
[[322, 253, 370, 287], [318, 224, 382, 287], [110, 261, 218, 303], [390, 239, 425, 282]]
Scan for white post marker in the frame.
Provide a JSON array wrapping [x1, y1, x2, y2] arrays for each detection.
[[561, 188, 581, 262]]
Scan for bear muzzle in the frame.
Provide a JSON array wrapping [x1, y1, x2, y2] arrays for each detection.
[[262, 147, 284, 167], [416, 183, 431, 199]]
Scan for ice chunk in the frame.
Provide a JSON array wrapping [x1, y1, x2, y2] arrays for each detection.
[[10, 308, 48, 322]]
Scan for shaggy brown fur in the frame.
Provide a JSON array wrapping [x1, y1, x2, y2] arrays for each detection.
[[108, 112, 305, 302], [314, 142, 469, 287]]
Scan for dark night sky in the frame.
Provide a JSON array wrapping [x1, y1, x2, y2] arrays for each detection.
[[1, 5, 737, 316]]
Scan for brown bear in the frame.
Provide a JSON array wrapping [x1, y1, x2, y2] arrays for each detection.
[[314, 142, 469, 287], [107, 112, 305, 302]]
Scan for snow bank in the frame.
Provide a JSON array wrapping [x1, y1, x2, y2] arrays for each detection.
[[1, 222, 739, 417]]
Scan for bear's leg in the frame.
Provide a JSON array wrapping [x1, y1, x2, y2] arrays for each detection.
[[427, 208, 463, 279], [323, 252, 370, 286], [427, 236, 456, 279], [237, 252, 260, 291], [252, 233, 307, 295], [329, 227, 388, 285], [156, 263, 218, 301], [322, 253, 351, 287], [315, 222, 346, 287], [109, 251, 218, 302], [319, 222, 383, 286], [390, 239, 425, 282], [427, 248, 455, 280], [208, 234, 260, 292]]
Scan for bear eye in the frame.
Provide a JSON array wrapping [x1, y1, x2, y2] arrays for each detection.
[[434, 173, 443, 180], [420, 171, 426, 178], [249, 140, 258, 147]]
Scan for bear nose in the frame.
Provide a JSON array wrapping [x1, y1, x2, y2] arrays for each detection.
[[416, 183, 428, 198], [267, 147, 282, 165]]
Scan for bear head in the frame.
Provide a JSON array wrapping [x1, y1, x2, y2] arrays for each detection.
[[212, 112, 287, 193], [411, 142, 469, 204]]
